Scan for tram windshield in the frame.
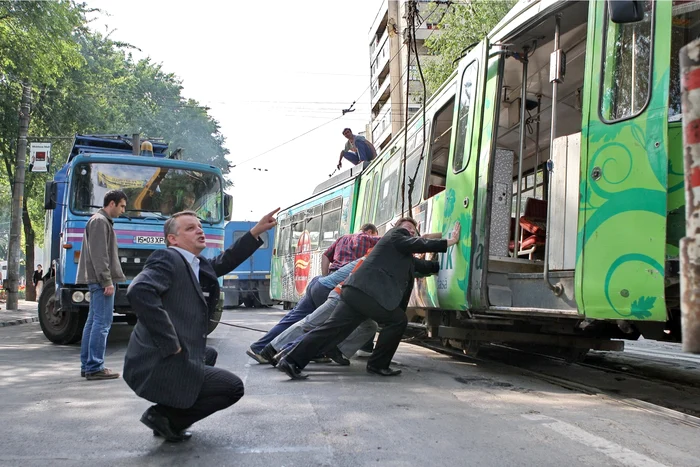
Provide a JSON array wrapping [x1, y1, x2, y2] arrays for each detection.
[[70, 162, 223, 223]]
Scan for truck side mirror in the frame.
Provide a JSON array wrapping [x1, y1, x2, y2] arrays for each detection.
[[608, 0, 644, 24], [44, 181, 57, 210], [224, 194, 233, 221]]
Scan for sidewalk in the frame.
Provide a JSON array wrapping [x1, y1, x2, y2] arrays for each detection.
[[0, 299, 39, 327]]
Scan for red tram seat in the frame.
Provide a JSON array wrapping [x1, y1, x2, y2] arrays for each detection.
[[509, 198, 548, 260]]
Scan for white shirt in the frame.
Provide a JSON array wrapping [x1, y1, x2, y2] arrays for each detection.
[[169, 246, 200, 283]]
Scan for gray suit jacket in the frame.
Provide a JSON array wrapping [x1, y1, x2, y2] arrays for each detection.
[[123, 232, 262, 408], [343, 227, 447, 311]]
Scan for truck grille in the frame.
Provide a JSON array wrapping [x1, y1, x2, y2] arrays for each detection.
[[119, 248, 155, 281]]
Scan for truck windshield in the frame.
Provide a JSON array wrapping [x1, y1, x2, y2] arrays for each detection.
[[70, 162, 223, 223]]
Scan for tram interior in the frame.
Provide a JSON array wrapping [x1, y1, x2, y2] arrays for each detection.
[[490, 2, 588, 266], [487, 1, 589, 309]]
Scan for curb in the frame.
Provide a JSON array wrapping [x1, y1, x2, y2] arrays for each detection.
[[0, 317, 39, 327]]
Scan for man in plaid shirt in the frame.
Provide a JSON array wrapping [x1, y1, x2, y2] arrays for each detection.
[[322, 223, 379, 275]]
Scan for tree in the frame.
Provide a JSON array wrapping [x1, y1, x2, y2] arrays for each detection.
[[422, 1, 516, 96], [0, 1, 231, 301]]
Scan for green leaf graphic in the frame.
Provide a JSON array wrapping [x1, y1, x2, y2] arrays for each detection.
[[630, 296, 656, 319]]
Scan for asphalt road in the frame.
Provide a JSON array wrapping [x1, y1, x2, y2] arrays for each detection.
[[1, 308, 698, 467]]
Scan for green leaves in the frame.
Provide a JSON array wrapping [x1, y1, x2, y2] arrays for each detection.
[[423, 1, 516, 96], [0, 0, 231, 260]]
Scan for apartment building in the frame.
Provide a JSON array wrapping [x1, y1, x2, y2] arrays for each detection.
[[367, 0, 445, 150]]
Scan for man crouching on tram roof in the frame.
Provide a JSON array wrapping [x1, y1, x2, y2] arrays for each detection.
[[123, 208, 278, 442], [278, 217, 461, 380]]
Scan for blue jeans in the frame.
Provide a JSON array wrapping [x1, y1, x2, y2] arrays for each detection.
[[342, 139, 374, 165], [251, 276, 331, 353], [80, 283, 115, 374]]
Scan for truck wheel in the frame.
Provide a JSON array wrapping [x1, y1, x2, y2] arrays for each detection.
[[38, 278, 86, 344], [243, 296, 256, 308], [208, 309, 222, 334]]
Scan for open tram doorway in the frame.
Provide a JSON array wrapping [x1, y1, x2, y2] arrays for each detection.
[[486, 0, 589, 310]]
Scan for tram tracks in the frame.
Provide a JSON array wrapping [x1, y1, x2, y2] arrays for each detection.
[[406, 336, 700, 429]]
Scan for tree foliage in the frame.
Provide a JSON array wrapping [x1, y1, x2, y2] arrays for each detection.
[[422, 0, 517, 95], [0, 0, 230, 279]]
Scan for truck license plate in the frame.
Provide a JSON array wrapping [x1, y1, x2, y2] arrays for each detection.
[[134, 236, 164, 244]]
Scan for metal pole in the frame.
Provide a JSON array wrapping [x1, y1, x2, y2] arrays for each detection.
[[132, 133, 140, 155], [534, 94, 542, 195], [5, 81, 31, 310], [543, 15, 563, 295], [512, 46, 529, 257], [679, 38, 700, 353]]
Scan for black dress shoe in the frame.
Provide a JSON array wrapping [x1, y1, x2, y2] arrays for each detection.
[[366, 365, 401, 376], [140, 407, 188, 442], [277, 358, 308, 380], [153, 429, 192, 440], [260, 344, 279, 367], [325, 347, 350, 366]]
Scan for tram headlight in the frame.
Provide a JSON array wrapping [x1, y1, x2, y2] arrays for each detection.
[[72, 291, 85, 303], [84, 292, 91, 303]]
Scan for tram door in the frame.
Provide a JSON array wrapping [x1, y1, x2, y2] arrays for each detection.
[[577, 0, 671, 321], [437, 40, 493, 310]]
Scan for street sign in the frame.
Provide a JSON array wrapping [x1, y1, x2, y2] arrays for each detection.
[[30, 142, 51, 172]]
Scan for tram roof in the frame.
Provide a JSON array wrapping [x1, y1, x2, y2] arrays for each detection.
[[311, 161, 369, 196]]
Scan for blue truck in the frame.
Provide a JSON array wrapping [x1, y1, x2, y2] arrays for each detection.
[[222, 221, 274, 308], [39, 134, 232, 344]]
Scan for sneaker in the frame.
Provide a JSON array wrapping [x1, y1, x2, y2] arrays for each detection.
[[80, 370, 85, 377], [85, 368, 120, 380], [246, 348, 270, 364]]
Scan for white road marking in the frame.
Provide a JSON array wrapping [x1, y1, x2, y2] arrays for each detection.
[[522, 414, 668, 467]]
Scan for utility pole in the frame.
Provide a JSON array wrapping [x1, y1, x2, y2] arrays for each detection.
[[680, 39, 700, 353], [5, 81, 31, 311]]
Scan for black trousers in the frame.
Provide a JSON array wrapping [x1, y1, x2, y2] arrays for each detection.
[[286, 286, 407, 370], [156, 346, 244, 431]]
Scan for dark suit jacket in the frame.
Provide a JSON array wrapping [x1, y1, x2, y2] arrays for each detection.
[[123, 232, 262, 409], [343, 227, 447, 311]]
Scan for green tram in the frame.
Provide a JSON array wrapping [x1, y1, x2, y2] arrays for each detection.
[[271, 0, 696, 353]]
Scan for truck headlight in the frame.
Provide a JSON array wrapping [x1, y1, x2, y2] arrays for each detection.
[[72, 291, 85, 303], [84, 292, 91, 303]]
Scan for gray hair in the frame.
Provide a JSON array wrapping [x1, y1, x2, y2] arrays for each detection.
[[163, 211, 198, 246]]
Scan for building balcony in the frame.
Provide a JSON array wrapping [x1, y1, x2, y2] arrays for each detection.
[[368, 0, 390, 43], [370, 38, 390, 81], [372, 103, 393, 149], [371, 74, 391, 109], [370, 30, 389, 61]]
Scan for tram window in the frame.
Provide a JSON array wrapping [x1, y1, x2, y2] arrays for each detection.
[[290, 212, 305, 254], [370, 173, 380, 220], [400, 148, 427, 210], [600, 0, 654, 122], [306, 205, 322, 250], [323, 197, 342, 213], [243, 230, 270, 248], [278, 225, 291, 256], [320, 208, 341, 249], [669, 1, 700, 122], [453, 61, 479, 173], [362, 173, 377, 223], [376, 153, 401, 225]]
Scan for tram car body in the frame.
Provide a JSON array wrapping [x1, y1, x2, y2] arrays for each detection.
[[272, 0, 693, 354]]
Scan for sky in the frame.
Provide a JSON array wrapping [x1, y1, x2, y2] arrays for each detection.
[[86, 0, 381, 221]]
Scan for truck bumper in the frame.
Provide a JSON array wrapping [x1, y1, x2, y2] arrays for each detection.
[[59, 286, 131, 314]]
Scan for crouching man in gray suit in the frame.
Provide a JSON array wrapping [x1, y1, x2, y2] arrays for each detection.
[[124, 208, 278, 442]]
